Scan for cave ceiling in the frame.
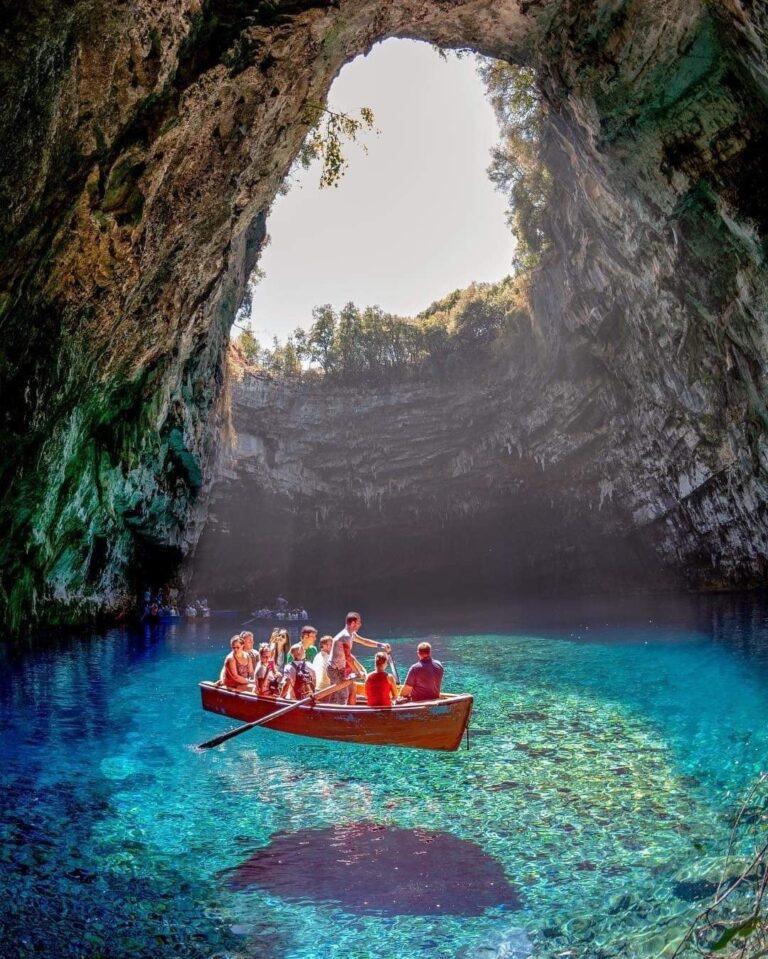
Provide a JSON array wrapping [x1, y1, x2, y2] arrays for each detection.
[[2, 1, 768, 629]]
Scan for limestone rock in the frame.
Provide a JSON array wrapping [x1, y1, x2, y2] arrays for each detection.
[[1, 1, 768, 628]]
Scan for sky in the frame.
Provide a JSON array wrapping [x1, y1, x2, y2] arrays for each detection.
[[247, 38, 514, 343]]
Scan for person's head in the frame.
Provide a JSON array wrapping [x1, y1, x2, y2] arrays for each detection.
[[301, 625, 317, 648], [290, 642, 305, 662], [346, 611, 361, 631], [230, 634, 244, 652], [278, 629, 289, 647], [319, 634, 333, 655], [417, 642, 432, 660], [258, 642, 271, 661], [240, 631, 254, 651], [374, 651, 388, 671]]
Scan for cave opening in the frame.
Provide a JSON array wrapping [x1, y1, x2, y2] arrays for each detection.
[[245, 38, 515, 346], [189, 38, 555, 613], [184, 6, 768, 617], [2, 2, 767, 633]]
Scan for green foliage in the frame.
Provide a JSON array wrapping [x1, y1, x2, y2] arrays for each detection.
[[306, 304, 337, 371], [297, 102, 376, 188], [671, 772, 768, 959], [245, 277, 530, 381], [264, 336, 302, 376], [235, 321, 261, 365], [709, 918, 759, 952], [478, 60, 552, 270]]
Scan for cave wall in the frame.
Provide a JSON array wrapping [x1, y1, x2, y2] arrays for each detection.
[[536, 0, 768, 587], [194, 349, 663, 608], [2, 0, 768, 629]]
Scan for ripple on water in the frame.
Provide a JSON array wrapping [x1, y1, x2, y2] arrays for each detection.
[[226, 822, 521, 916]]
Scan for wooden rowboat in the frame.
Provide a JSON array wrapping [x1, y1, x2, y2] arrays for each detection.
[[199, 681, 473, 752]]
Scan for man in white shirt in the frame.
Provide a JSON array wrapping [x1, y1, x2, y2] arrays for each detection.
[[311, 634, 334, 691], [328, 611, 391, 704]]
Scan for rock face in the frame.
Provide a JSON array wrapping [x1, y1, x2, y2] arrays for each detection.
[[1, 1, 768, 629], [194, 352, 660, 608]]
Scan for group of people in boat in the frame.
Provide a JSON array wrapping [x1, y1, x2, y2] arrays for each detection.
[[219, 611, 444, 706], [141, 586, 210, 622], [251, 606, 309, 621], [250, 595, 309, 622]]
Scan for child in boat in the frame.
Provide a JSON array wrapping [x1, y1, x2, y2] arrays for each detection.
[[240, 631, 257, 672], [365, 651, 397, 707], [281, 643, 316, 700], [254, 642, 280, 696], [220, 635, 253, 690], [311, 635, 333, 691]]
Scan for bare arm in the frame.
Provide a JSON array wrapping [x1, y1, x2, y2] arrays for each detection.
[[351, 655, 367, 677], [353, 634, 391, 652], [224, 655, 251, 689]]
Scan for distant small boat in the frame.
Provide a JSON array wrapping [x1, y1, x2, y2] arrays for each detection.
[[199, 682, 473, 752]]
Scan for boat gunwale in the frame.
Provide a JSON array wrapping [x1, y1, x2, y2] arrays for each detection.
[[198, 680, 472, 716]]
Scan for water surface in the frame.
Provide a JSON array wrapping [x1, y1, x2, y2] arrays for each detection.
[[3, 594, 768, 958]]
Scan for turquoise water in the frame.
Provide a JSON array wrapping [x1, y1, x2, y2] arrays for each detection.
[[3, 596, 768, 959]]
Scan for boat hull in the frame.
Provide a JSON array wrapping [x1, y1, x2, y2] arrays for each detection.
[[199, 682, 473, 751]]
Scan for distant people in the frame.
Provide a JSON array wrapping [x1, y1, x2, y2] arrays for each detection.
[[255, 642, 280, 696], [365, 651, 397, 707], [328, 612, 391, 705], [220, 635, 253, 690], [288, 626, 318, 664], [143, 601, 160, 623], [281, 643, 317, 700], [300, 609, 309, 621], [399, 642, 444, 702], [311, 635, 333, 691]]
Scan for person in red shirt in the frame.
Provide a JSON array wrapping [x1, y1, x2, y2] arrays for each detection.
[[365, 651, 398, 707]]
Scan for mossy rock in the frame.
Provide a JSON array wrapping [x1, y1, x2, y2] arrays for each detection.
[[101, 156, 146, 226]]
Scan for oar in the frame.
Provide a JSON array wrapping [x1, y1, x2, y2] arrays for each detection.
[[196, 680, 352, 750], [387, 651, 400, 686]]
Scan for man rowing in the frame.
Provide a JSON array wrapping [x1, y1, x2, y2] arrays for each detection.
[[327, 611, 391, 704]]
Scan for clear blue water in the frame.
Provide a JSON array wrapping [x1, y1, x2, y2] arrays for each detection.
[[3, 595, 768, 959]]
